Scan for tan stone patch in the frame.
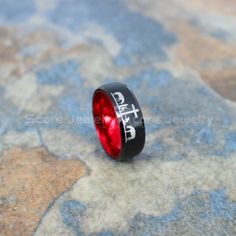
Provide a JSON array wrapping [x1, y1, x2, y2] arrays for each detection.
[[176, 0, 236, 16], [172, 21, 236, 69], [0, 27, 62, 77], [171, 21, 236, 102], [202, 68, 236, 101], [0, 147, 86, 236]]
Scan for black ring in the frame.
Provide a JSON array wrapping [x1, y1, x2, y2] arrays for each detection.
[[92, 82, 145, 161]]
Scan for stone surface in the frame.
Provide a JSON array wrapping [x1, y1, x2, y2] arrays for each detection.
[[0, 148, 85, 236], [0, 0, 236, 235]]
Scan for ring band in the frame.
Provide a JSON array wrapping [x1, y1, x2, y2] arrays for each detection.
[[92, 82, 145, 161]]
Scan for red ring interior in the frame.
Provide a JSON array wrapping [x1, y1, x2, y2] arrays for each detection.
[[93, 90, 122, 158]]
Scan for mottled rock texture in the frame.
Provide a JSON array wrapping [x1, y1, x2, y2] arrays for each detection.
[[0, 148, 85, 236], [0, 0, 236, 235]]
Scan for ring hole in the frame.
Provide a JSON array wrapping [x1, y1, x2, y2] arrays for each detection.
[[93, 90, 122, 158]]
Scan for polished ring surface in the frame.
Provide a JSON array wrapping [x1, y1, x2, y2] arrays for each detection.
[[92, 82, 145, 161]]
